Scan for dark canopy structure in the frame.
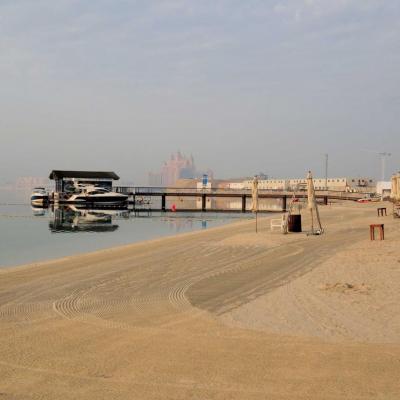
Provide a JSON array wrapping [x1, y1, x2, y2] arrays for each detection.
[[49, 171, 120, 180], [49, 170, 120, 193]]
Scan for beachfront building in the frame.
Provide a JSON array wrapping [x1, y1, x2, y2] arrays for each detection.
[[235, 177, 375, 193], [376, 181, 392, 199], [241, 179, 288, 191], [228, 182, 245, 190], [391, 173, 400, 201], [287, 177, 375, 192]]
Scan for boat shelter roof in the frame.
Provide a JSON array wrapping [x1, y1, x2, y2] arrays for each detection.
[[49, 170, 120, 180]]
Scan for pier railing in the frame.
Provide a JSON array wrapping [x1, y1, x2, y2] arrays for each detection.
[[115, 186, 254, 195]]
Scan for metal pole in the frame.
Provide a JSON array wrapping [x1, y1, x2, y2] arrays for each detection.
[[379, 152, 391, 181]]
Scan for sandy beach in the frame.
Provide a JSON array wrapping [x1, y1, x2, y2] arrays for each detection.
[[1, 202, 400, 399]]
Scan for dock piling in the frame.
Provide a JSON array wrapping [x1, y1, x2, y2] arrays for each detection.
[[201, 194, 207, 212], [161, 195, 166, 212], [241, 195, 246, 213], [282, 196, 287, 212]]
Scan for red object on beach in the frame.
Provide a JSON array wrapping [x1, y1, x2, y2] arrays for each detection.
[[171, 204, 177, 212]]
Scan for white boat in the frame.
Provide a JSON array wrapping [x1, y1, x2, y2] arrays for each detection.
[[65, 185, 128, 205], [30, 187, 49, 206]]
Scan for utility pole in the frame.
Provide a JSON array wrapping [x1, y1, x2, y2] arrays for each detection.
[[380, 152, 391, 181], [361, 149, 391, 181], [324, 153, 328, 191]]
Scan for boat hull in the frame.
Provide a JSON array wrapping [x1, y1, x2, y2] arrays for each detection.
[[31, 195, 49, 206], [66, 195, 128, 205]]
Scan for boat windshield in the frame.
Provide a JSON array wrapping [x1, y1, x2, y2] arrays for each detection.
[[88, 188, 109, 195], [33, 188, 47, 193]]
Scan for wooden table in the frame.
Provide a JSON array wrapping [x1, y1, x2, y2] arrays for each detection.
[[370, 224, 384, 240], [377, 207, 387, 217]]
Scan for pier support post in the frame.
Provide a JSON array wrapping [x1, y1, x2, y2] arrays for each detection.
[[282, 196, 287, 212], [242, 195, 246, 213], [324, 195, 328, 205], [202, 194, 207, 212], [161, 195, 166, 212]]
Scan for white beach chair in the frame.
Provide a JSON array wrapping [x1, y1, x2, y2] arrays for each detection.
[[270, 214, 286, 232]]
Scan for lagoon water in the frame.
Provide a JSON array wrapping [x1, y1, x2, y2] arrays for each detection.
[[0, 189, 249, 268]]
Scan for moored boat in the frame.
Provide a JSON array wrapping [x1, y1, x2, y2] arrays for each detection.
[[30, 187, 49, 206], [65, 185, 128, 205]]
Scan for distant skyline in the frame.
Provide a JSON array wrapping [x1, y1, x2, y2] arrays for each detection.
[[1, 0, 399, 185]]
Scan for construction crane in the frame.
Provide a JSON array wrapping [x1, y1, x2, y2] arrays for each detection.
[[361, 149, 392, 181]]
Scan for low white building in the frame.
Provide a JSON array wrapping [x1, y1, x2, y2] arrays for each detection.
[[376, 181, 391, 199], [228, 177, 375, 193], [228, 182, 244, 190], [242, 179, 289, 191], [288, 177, 375, 192]]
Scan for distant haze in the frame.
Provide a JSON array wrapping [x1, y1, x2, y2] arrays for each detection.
[[1, 0, 399, 184]]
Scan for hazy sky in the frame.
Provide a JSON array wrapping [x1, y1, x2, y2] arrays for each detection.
[[1, 0, 399, 184]]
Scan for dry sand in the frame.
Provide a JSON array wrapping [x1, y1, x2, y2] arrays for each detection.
[[222, 203, 400, 344], [1, 202, 400, 399]]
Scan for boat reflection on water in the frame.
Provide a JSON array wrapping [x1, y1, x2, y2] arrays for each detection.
[[31, 206, 46, 217], [160, 216, 208, 232], [49, 205, 123, 233], [30, 205, 220, 235]]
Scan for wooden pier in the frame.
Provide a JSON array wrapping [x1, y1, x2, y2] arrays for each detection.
[[113, 187, 363, 213]]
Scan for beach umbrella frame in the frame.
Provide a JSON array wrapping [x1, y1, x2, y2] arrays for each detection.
[[307, 171, 323, 235], [252, 176, 259, 233]]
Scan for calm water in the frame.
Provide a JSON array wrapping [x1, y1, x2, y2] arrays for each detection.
[[0, 189, 250, 268]]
